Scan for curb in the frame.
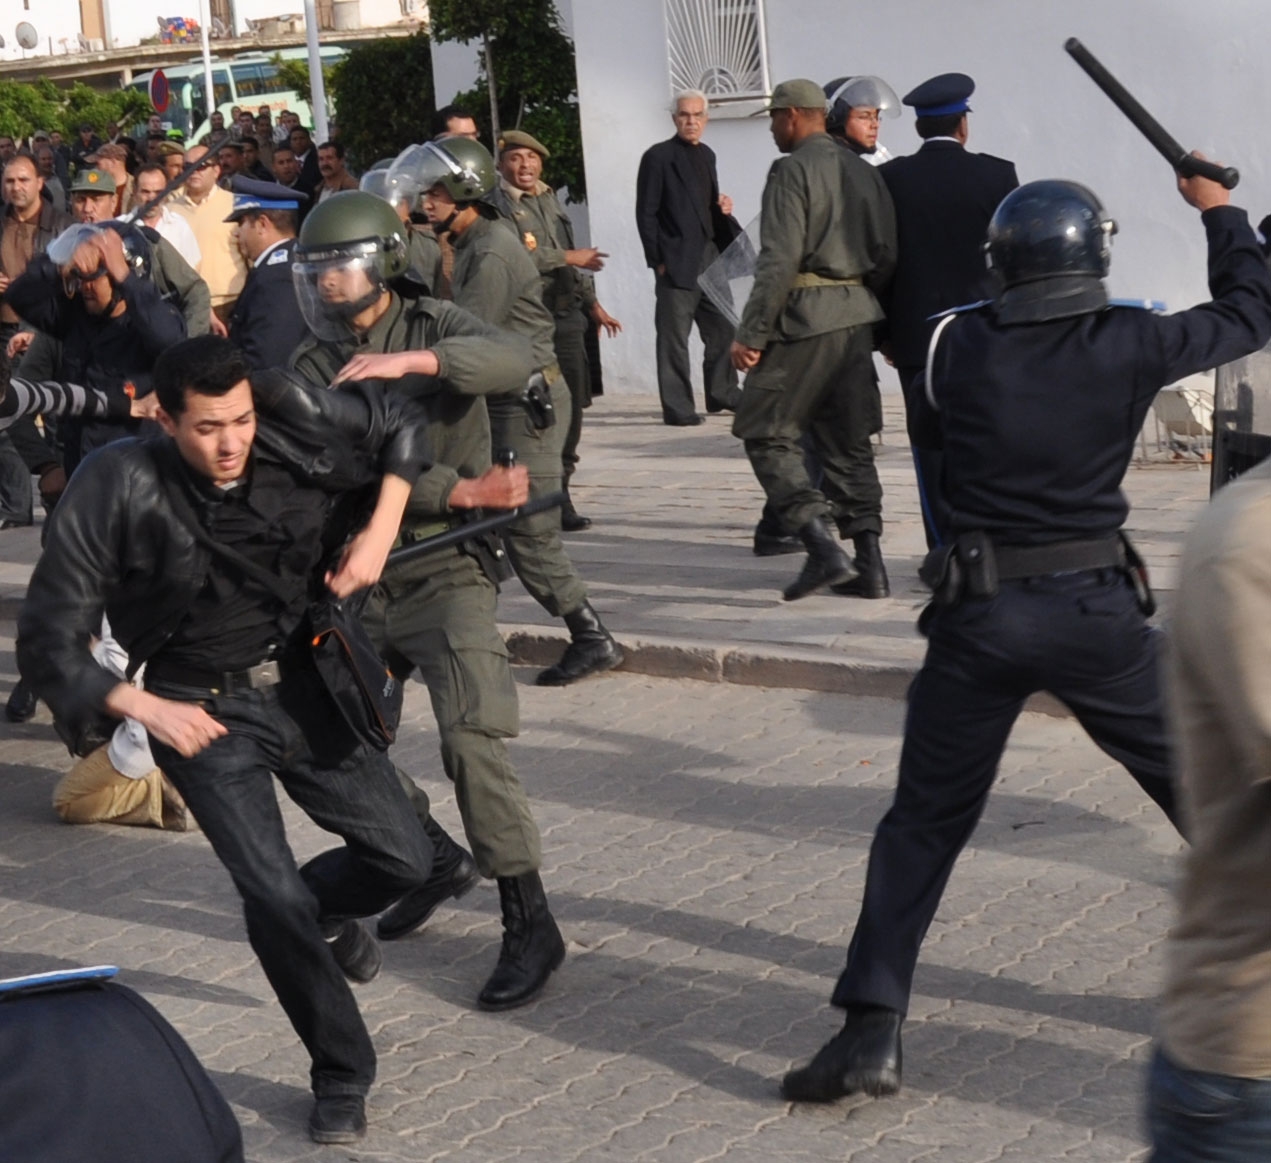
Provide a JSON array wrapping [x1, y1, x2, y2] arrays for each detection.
[[504, 624, 1072, 718]]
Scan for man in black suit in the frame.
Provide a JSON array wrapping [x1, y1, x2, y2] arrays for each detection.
[[289, 125, 322, 198], [879, 73, 1018, 547], [635, 90, 741, 425], [224, 178, 308, 371]]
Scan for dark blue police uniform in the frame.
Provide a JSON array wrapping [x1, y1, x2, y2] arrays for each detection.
[[224, 177, 309, 371], [879, 73, 1019, 546], [832, 203, 1271, 1019]]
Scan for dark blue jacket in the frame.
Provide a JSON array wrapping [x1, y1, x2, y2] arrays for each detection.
[[228, 237, 307, 371]]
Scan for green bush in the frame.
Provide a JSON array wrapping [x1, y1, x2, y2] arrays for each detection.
[[329, 32, 436, 169], [0, 79, 151, 140]]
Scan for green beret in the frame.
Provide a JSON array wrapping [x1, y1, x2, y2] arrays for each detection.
[[498, 129, 550, 160]]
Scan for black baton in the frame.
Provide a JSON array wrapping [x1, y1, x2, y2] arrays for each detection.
[[386, 492, 565, 567], [1064, 38, 1239, 189]]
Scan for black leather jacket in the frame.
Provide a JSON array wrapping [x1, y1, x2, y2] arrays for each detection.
[[17, 369, 431, 752]]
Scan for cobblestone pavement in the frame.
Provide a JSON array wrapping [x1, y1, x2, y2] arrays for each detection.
[[1, 660, 1181, 1162]]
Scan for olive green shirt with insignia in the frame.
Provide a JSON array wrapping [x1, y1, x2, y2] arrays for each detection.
[[289, 291, 533, 522], [737, 131, 897, 350], [450, 213, 558, 370]]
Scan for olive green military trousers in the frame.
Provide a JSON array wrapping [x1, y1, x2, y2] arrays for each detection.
[[554, 322, 591, 489], [362, 549, 542, 877], [487, 379, 590, 618], [732, 324, 883, 537]]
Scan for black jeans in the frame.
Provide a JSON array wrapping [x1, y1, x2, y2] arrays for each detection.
[[832, 570, 1179, 1016], [147, 668, 433, 1098]]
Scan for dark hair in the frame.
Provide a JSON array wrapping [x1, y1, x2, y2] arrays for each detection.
[[3, 154, 38, 177], [240, 134, 258, 149], [430, 104, 475, 139], [916, 112, 964, 140], [134, 162, 166, 181], [242, 207, 297, 235], [154, 336, 250, 418], [318, 140, 345, 159]]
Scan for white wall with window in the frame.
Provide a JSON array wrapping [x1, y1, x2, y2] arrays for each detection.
[[0, 0, 85, 59], [573, 0, 1271, 394]]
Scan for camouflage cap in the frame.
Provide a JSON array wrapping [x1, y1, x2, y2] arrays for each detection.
[[498, 129, 550, 159]]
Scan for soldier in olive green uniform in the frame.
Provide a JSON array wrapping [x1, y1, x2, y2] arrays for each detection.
[[489, 130, 623, 531], [289, 191, 566, 1012], [417, 137, 623, 688], [731, 79, 897, 602]]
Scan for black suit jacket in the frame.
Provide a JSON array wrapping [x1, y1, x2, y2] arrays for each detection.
[[229, 238, 308, 371], [880, 140, 1018, 369], [635, 136, 740, 289], [295, 148, 322, 197]]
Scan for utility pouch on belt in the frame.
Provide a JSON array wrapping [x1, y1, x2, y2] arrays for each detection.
[[918, 544, 964, 607], [521, 371, 556, 430], [458, 525, 515, 586], [1118, 531, 1156, 616], [955, 531, 999, 600]]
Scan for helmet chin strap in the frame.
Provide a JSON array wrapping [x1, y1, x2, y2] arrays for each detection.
[[331, 272, 387, 321], [432, 208, 460, 236]]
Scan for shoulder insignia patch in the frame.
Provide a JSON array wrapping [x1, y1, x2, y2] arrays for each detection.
[[267, 247, 289, 266], [523, 231, 537, 251]]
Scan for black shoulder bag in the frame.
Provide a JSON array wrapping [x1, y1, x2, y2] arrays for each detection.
[[159, 469, 403, 750]]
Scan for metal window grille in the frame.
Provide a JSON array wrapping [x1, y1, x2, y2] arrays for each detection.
[[665, 0, 770, 102]]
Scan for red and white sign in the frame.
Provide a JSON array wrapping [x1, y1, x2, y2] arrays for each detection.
[[149, 69, 170, 114]]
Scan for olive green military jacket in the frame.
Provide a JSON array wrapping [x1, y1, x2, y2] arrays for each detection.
[[736, 132, 897, 350], [450, 214, 558, 371], [150, 234, 212, 337], [406, 223, 444, 299], [289, 291, 533, 523], [491, 179, 596, 328]]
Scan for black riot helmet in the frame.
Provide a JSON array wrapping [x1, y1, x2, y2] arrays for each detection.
[[985, 180, 1118, 324]]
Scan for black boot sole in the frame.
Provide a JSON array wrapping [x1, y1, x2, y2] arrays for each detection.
[[476, 937, 566, 1012], [535, 645, 625, 687], [780, 1063, 901, 1102], [830, 578, 891, 599]]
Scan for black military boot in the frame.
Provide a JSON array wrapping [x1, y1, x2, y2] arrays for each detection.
[[560, 492, 592, 532], [831, 532, 890, 598], [752, 516, 803, 557], [377, 817, 481, 941], [5, 678, 38, 723], [782, 517, 856, 601], [536, 602, 623, 686], [780, 1006, 903, 1102], [477, 872, 566, 1011]]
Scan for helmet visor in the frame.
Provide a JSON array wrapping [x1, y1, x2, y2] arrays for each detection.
[[292, 246, 385, 342], [826, 76, 901, 118], [385, 142, 464, 200]]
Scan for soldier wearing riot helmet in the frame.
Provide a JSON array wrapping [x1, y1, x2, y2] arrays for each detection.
[[359, 157, 443, 295], [824, 75, 900, 166], [288, 190, 570, 1012], [407, 135, 624, 687], [781, 164, 1271, 1107]]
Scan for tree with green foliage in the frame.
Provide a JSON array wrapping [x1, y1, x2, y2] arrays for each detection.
[[327, 32, 436, 169], [429, 0, 586, 201], [270, 52, 342, 115], [0, 79, 151, 140]]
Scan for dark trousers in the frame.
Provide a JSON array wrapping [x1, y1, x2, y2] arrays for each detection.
[[654, 250, 739, 422], [1147, 1046, 1271, 1162], [832, 571, 1179, 1016], [147, 670, 433, 1098], [555, 321, 590, 488], [898, 363, 951, 549], [734, 325, 883, 536]]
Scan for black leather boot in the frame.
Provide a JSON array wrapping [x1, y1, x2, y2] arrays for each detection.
[[831, 532, 890, 598], [780, 1006, 903, 1102], [536, 602, 623, 686], [782, 517, 856, 601], [309, 1095, 366, 1144], [560, 492, 592, 532], [753, 517, 803, 557], [477, 872, 566, 1011], [377, 816, 481, 941]]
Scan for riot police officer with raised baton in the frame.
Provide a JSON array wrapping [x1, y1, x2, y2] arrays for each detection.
[[781, 160, 1271, 1105]]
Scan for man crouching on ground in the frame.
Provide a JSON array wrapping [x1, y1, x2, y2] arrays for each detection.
[[17, 334, 437, 1145]]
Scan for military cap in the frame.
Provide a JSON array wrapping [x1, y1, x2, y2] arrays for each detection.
[[157, 141, 185, 158], [68, 168, 117, 196], [903, 73, 975, 118], [760, 78, 828, 112], [223, 175, 304, 222], [498, 129, 550, 159]]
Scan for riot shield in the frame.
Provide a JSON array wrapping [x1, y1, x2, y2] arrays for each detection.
[[1211, 338, 1271, 492], [697, 215, 760, 327]]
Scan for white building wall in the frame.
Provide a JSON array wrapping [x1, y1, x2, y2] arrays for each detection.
[[574, 0, 1271, 394], [0, 0, 85, 59]]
